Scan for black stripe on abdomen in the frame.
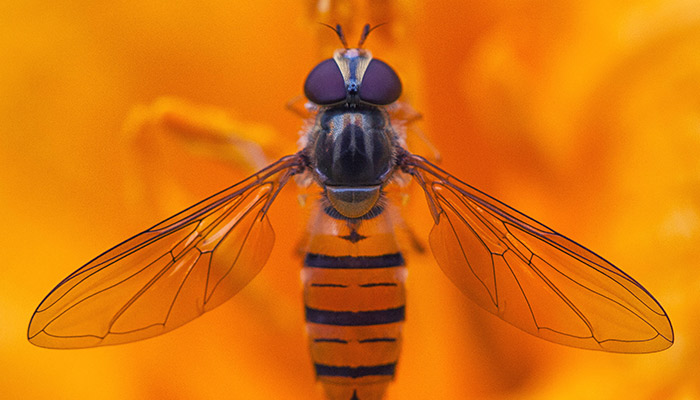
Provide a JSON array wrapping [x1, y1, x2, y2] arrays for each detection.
[[314, 363, 396, 378], [304, 253, 404, 269], [305, 306, 405, 326], [358, 337, 396, 343]]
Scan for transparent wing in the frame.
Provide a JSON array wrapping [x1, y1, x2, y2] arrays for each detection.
[[28, 154, 304, 349], [402, 153, 673, 353]]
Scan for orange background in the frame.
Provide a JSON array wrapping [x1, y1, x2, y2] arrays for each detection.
[[1, 1, 697, 399]]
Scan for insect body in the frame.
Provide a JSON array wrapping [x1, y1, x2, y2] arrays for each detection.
[[297, 28, 409, 398], [28, 25, 673, 400]]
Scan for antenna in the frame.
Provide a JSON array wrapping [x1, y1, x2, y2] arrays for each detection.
[[320, 23, 348, 49], [319, 22, 387, 49], [357, 23, 386, 48]]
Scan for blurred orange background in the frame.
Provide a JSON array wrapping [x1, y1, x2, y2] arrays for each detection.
[[1, 1, 697, 399]]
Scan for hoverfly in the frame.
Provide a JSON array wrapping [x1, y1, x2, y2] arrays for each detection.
[[28, 24, 673, 400]]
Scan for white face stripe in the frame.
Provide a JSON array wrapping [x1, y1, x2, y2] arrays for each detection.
[[333, 48, 373, 90]]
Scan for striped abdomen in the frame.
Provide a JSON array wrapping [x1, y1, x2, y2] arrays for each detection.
[[302, 207, 406, 400]]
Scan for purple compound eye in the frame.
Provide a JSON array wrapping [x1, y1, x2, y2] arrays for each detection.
[[304, 58, 346, 105], [358, 59, 402, 105]]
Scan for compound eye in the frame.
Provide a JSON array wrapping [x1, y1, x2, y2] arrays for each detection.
[[304, 58, 346, 105], [358, 59, 402, 105]]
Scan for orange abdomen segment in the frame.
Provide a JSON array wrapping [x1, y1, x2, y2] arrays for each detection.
[[303, 254, 406, 400], [302, 203, 406, 400], [302, 216, 406, 400]]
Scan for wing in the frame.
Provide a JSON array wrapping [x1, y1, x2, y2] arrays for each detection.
[[402, 153, 673, 353], [28, 154, 304, 349]]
